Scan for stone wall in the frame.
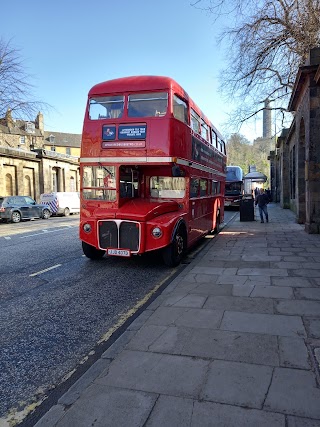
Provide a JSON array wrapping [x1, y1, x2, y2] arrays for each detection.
[[273, 48, 320, 233]]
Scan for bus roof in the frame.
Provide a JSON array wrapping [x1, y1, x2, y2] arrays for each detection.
[[88, 75, 224, 141], [88, 75, 184, 97], [226, 166, 243, 181]]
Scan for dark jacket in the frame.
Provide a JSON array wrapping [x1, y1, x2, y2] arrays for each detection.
[[255, 193, 269, 207]]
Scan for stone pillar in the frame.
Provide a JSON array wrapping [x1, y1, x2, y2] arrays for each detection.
[[305, 70, 320, 233]]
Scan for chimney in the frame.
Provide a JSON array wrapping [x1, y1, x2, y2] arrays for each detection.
[[5, 108, 14, 129], [35, 112, 44, 134], [263, 99, 272, 138]]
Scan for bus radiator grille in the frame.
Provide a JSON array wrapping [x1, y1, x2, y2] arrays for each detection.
[[98, 220, 139, 251]]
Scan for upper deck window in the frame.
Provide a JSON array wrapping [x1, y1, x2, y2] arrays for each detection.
[[211, 130, 218, 148], [89, 96, 124, 120], [173, 95, 188, 124], [128, 92, 168, 118], [201, 119, 209, 141], [217, 136, 225, 154], [191, 109, 200, 134]]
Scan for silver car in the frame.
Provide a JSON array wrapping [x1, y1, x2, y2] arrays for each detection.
[[0, 196, 51, 223]]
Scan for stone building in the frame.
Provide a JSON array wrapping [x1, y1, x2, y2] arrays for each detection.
[[272, 48, 320, 233], [0, 111, 81, 200]]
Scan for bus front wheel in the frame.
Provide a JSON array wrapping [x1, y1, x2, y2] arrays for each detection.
[[162, 227, 186, 267], [82, 241, 105, 260]]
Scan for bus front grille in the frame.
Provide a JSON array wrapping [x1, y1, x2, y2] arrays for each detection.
[[98, 220, 140, 252]]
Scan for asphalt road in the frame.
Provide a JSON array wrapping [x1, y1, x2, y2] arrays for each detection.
[[0, 210, 237, 425]]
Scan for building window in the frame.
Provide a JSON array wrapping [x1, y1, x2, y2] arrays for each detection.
[[66, 147, 71, 155], [20, 136, 25, 145]]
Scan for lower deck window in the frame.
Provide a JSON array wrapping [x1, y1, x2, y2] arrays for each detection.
[[150, 176, 186, 198]]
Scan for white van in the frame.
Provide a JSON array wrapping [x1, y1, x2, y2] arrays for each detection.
[[39, 192, 80, 216]]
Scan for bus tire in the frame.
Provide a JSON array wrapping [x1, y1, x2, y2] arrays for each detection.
[[162, 226, 186, 267], [82, 241, 105, 260]]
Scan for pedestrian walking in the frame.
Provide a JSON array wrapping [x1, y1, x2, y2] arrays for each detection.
[[255, 188, 269, 223], [266, 187, 272, 202]]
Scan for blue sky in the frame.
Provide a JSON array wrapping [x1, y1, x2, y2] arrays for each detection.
[[1, 0, 263, 141]]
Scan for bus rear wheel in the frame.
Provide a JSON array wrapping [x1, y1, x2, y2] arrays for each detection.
[[82, 241, 105, 260], [162, 227, 186, 267]]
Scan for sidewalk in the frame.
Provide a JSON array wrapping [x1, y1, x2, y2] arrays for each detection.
[[36, 204, 320, 427]]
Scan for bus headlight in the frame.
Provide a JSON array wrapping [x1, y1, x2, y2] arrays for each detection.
[[151, 227, 162, 238], [83, 223, 92, 233]]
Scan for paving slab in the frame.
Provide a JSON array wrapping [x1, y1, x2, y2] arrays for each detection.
[[275, 300, 320, 316], [304, 318, 320, 339], [264, 368, 320, 419], [237, 268, 288, 276], [287, 416, 320, 427], [191, 283, 233, 295], [233, 284, 255, 296], [201, 360, 273, 409], [204, 295, 274, 313], [250, 285, 294, 299], [278, 336, 310, 369], [129, 326, 279, 366], [52, 385, 157, 427], [272, 277, 315, 287], [294, 288, 320, 300], [97, 350, 209, 399], [190, 266, 238, 275], [244, 276, 272, 286], [191, 401, 285, 427], [145, 395, 193, 426], [242, 254, 282, 262], [291, 269, 320, 278], [163, 293, 207, 308], [215, 275, 249, 285], [144, 306, 194, 326], [220, 311, 306, 337], [145, 306, 224, 329]]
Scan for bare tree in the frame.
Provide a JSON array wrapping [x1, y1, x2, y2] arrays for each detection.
[[0, 38, 49, 120], [192, 0, 320, 133]]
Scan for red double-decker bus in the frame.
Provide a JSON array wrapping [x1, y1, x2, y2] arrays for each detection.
[[80, 76, 226, 266]]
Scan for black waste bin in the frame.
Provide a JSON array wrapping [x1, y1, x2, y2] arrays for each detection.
[[240, 197, 254, 221]]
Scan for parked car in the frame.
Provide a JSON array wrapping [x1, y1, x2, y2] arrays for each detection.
[[0, 196, 51, 223]]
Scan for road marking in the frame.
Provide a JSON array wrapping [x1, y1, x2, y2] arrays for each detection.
[[20, 227, 74, 238], [4, 236, 11, 240], [30, 264, 62, 277]]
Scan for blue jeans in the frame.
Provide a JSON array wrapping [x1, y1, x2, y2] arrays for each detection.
[[258, 205, 268, 222]]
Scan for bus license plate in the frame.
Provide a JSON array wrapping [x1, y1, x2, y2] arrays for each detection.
[[107, 248, 131, 257]]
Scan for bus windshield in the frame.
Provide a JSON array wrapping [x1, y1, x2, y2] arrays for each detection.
[[82, 165, 116, 201], [89, 96, 124, 120], [128, 92, 168, 118], [150, 176, 186, 198], [225, 181, 242, 195]]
